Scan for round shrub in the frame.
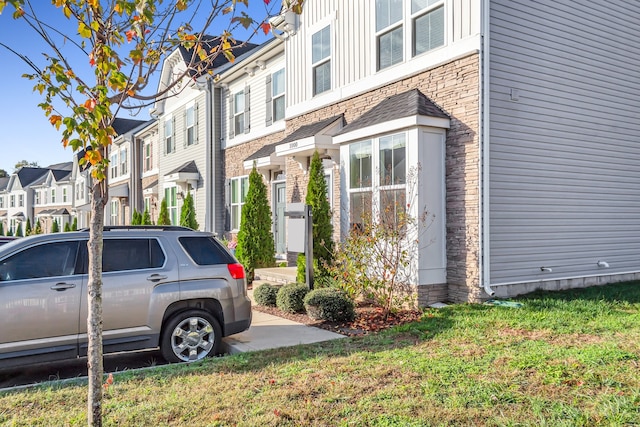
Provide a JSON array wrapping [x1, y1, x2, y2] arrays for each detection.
[[253, 283, 279, 307], [303, 288, 355, 322], [276, 283, 309, 313]]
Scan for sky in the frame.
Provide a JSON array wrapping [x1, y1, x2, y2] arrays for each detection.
[[0, 1, 278, 175]]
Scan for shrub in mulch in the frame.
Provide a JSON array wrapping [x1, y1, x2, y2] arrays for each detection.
[[253, 283, 279, 307], [303, 288, 355, 322], [276, 283, 310, 313]]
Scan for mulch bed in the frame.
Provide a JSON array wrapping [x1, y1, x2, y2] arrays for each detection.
[[252, 302, 423, 337]]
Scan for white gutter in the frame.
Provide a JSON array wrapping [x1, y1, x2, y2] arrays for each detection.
[[480, 0, 494, 297]]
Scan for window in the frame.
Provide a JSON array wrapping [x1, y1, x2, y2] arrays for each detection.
[[110, 199, 118, 225], [110, 153, 118, 179], [10, 195, 15, 208], [34, 191, 40, 205], [376, 0, 403, 70], [234, 91, 245, 135], [0, 241, 80, 281], [312, 25, 331, 95], [186, 105, 196, 146], [230, 176, 249, 230], [76, 182, 84, 201], [144, 196, 152, 215], [120, 148, 127, 175], [143, 139, 153, 172], [165, 118, 174, 154], [0, 196, 4, 209], [164, 186, 178, 225], [376, 0, 444, 71], [51, 189, 56, 204], [413, 0, 444, 55], [272, 69, 285, 122], [62, 188, 68, 203], [179, 237, 234, 265], [18, 194, 24, 207], [348, 133, 407, 229], [102, 239, 165, 272]]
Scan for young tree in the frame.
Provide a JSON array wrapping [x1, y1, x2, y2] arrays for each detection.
[[34, 219, 42, 234], [300, 150, 334, 279], [64, 222, 71, 232], [0, 169, 7, 178], [25, 217, 32, 235], [51, 219, 59, 233], [0, 222, 4, 236], [157, 198, 171, 226], [236, 165, 275, 282], [131, 209, 141, 225], [0, 1, 305, 423], [15, 223, 23, 237], [71, 217, 78, 231], [180, 191, 199, 230], [5, 227, 12, 237], [142, 207, 152, 225]]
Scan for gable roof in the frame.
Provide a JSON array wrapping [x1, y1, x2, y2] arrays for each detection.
[[15, 167, 49, 188], [336, 89, 449, 136], [113, 118, 148, 135], [245, 142, 280, 162], [279, 115, 345, 145]]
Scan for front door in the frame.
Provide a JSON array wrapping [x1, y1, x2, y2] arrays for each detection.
[[274, 182, 286, 254]]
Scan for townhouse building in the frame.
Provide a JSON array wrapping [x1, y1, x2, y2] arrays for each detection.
[[32, 162, 74, 233]]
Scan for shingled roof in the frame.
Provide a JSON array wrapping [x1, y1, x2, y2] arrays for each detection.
[[279, 115, 345, 145], [244, 142, 280, 162], [336, 89, 448, 136]]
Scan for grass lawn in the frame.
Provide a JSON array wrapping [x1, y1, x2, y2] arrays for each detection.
[[1, 282, 639, 426]]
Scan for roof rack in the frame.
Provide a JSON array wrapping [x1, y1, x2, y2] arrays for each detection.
[[78, 226, 195, 232]]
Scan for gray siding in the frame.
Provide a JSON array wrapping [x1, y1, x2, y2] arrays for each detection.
[[488, 0, 640, 284]]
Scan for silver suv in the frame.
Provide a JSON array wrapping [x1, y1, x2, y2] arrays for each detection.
[[0, 226, 251, 367]]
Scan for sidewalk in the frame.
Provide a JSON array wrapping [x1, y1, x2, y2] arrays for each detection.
[[221, 275, 346, 354]]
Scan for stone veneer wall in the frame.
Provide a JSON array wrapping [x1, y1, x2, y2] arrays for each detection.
[[282, 53, 481, 303]]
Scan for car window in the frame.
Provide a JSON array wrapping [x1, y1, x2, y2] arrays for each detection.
[[0, 241, 80, 281], [103, 238, 165, 272], [179, 237, 235, 266]]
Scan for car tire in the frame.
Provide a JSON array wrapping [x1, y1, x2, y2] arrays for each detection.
[[161, 309, 221, 363]]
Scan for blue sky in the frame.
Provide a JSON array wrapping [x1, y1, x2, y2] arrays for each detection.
[[0, 1, 277, 174]]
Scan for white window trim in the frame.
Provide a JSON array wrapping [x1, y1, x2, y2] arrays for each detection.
[[233, 90, 245, 135], [272, 68, 286, 122], [230, 175, 249, 232], [185, 101, 197, 146], [307, 13, 335, 99], [164, 115, 174, 155]]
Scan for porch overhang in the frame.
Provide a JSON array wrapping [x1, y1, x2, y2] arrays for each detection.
[[165, 161, 200, 188]]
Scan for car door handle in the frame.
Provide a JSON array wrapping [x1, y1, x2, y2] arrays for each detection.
[[147, 274, 167, 282], [50, 283, 76, 291]]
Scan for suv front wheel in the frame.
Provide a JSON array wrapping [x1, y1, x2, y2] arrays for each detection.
[[161, 309, 222, 363]]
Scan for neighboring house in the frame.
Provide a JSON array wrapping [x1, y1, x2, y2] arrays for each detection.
[[4, 167, 50, 235], [0, 177, 9, 231], [32, 162, 74, 232], [105, 118, 149, 226], [152, 36, 257, 231], [216, 38, 288, 256]]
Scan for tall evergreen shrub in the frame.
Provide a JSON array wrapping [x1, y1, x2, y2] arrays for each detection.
[[180, 191, 199, 230], [236, 165, 275, 282], [157, 198, 171, 225]]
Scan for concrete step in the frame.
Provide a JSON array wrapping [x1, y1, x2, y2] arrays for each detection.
[[254, 267, 297, 285]]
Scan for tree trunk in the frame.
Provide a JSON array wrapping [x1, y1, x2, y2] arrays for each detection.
[[87, 181, 106, 426]]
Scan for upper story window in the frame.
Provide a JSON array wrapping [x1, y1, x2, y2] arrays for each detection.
[[272, 69, 285, 122], [51, 189, 56, 204], [376, 0, 444, 71], [234, 91, 245, 135], [120, 148, 128, 175], [186, 105, 196, 146], [9, 195, 15, 208], [76, 182, 84, 200], [165, 118, 174, 154], [312, 25, 331, 96], [18, 194, 24, 207], [110, 153, 118, 179], [0, 196, 4, 209], [143, 139, 153, 172], [62, 188, 68, 203]]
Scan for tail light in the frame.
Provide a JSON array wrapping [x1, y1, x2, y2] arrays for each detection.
[[227, 263, 245, 279]]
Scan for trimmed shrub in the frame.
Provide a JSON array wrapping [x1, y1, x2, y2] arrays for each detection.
[[304, 288, 355, 322], [276, 283, 309, 313], [253, 283, 279, 307]]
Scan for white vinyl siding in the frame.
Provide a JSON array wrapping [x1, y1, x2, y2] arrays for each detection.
[[488, 0, 640, 284]]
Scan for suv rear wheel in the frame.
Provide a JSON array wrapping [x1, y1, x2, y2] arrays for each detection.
[[161, 309, 221, 363]]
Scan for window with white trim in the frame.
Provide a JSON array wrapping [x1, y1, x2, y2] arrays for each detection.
[[10, 195, 15, 208], [348, 132, 407, 229], [186, 105, 196, 146], [312, 25, 331, 96], [272, 69, 285, 122], [230, 176, 249, 231], [110, 152, 118, 179], [51, 189, 56, 204], [0, 196, 4, 209], [62, 188, 68, 203], [120, 148, 127, 175], [376, 0, 444, 71], [143, 139, 153, 172], [110, 199, 119, 225], [164, 118, 174, 154], [164, 186, 178, 225], [18, 194, 24, 207], [234, 91, 245, 135]]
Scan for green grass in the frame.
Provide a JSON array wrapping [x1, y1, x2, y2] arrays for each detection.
[[1, 282, 639, 426]]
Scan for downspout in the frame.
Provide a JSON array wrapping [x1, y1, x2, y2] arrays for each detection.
[[480, 0, 495, 297], [205, 76, 215, 233]]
